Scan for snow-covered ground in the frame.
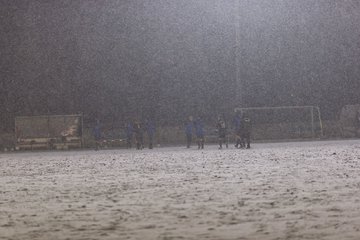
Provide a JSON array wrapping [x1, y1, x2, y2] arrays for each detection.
[[1, 140, 360, 240]]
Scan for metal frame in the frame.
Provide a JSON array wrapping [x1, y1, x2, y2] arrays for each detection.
[[234, 106, 323, 138], [15, 114, 83, 150]]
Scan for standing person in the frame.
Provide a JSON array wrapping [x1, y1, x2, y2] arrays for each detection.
[[240, 114, 252, 149], [145, 119, 156, 149], [185, 116, 193, 148], [232, 111, 242, 148], [125, 121, 134, 149], [93, 119, 102, 150], [217, 116, 227, 149], [133, 120, 144, 150], [194, 117, 205, 149]]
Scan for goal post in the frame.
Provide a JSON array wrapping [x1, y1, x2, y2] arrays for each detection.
[[234, 106, 323, 140]]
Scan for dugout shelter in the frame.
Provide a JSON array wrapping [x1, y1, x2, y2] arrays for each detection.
[[15, 114, 83, 150]]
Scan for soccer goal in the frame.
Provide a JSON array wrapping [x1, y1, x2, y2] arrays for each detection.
[[234, 106, 323, 141]]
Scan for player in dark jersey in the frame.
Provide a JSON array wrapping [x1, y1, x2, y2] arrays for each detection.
[[217, 116, 227, 149]]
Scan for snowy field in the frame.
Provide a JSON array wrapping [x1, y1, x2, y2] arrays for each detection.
[[1, 140, 360, 240]]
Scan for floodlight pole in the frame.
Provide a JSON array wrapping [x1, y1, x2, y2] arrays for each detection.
[[235, 0, 241, 105], [316, 106, 324, 138], [311, 106, 315, 138]]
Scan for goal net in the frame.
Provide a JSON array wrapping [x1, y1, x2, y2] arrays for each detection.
[[234, 106, 323, 140]]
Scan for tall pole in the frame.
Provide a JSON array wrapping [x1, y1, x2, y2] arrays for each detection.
[[235, 0, 241, 106], [310, 106, 315, 138]]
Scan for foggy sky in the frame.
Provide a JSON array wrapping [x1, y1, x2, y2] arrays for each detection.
[[1, 0, 360, 130]]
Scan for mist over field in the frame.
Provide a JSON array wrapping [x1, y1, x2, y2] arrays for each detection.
[[1, 1, 360, 131]]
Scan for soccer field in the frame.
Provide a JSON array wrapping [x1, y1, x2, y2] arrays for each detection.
[[1, 140, 360, 240]]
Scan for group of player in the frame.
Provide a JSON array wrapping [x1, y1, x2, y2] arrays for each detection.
[[93, 118, 155, 150], [185, 116, 205, 149], [125, 119, 156, 150], [231, 112, 252, 149], [185, 111, 252, 150], [93, 111, 252, 150]]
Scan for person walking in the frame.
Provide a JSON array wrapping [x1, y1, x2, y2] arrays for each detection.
[[93, 120, 102, 150], [145, 119, 156, 149], [125, 121, 134, 149], [233, 111, 242, 148], [217, 116, 227, 149], [194, 117, 205, 149], [133, 120, 144, 150], [184, 116, 193, 148], [240, 114, 252, 149]]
